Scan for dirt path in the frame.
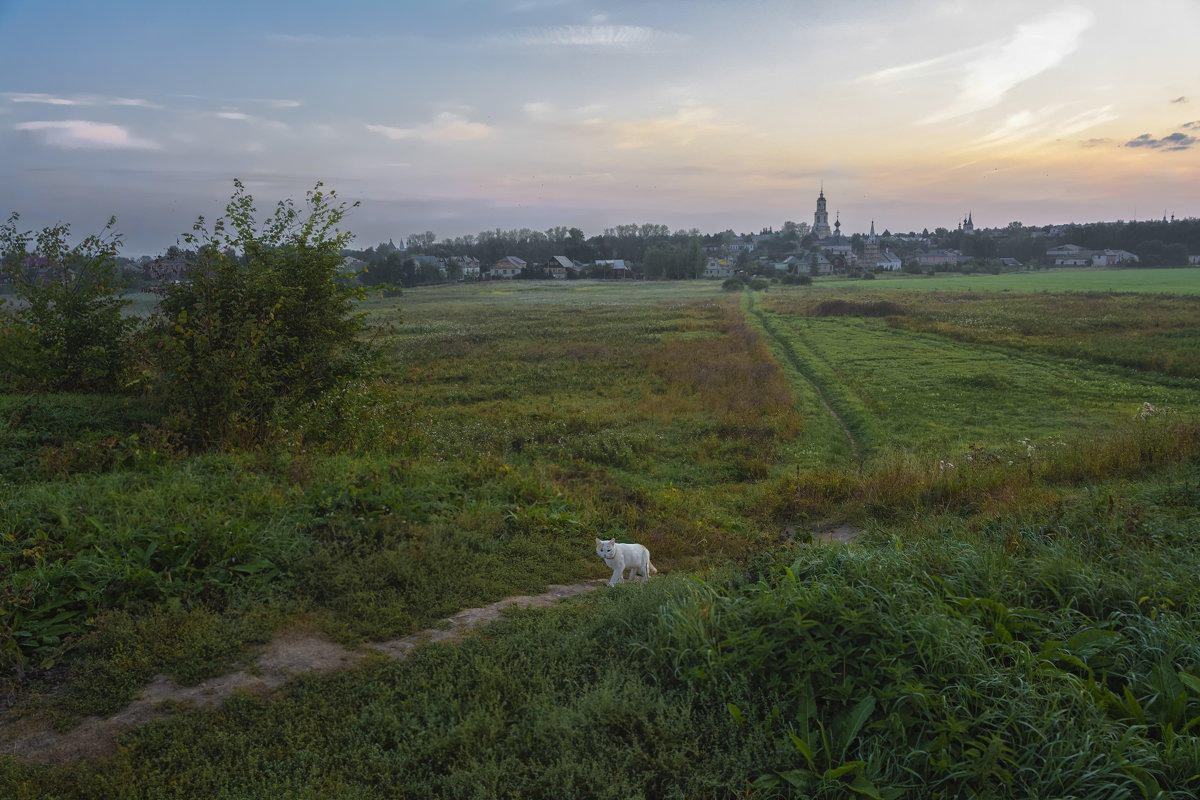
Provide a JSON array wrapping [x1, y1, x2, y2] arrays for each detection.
[[4, 528, 864, 766], [1, 580, 606, 765]]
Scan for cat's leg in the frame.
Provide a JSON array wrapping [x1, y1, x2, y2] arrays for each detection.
[[608, 566, 622, 586]]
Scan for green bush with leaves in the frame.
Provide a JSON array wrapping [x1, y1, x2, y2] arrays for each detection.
[[0, 214, 136, 393], [149, 180, 379, 445]]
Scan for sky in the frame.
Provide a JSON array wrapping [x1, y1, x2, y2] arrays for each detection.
[[2, 0, 1198, 254]]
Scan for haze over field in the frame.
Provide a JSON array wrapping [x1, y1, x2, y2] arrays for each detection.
[[2, 0, 1198, 252]]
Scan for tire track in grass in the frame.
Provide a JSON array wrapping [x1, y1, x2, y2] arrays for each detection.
[[743, 290, 863, 462]]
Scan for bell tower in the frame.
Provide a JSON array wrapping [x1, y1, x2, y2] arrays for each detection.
[[812, 186, 832, 240]]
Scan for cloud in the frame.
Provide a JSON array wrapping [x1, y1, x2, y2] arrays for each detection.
[[575, 103, 735, 149], [4, 92, 163, 109], [862, 6, 1095, 124], [367, 112, 493, 142], [1183, 121, 1200, 130], [1125, 131, 1197, 151], [967, 104, 1115, 149], [217, 111, 251, 121], [1171, 96, 1188, 104], [499, 25, 684, 48], [13, 120, 161, 150], [7, 92, 79, 105]]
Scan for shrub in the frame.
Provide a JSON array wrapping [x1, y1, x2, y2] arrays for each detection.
[[0, 214, 137, 393], [148, 180, 381, 446]]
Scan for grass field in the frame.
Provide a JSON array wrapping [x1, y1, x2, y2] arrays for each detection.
[[819, 266, 1200, 294], [5, 278, 1200, 797]]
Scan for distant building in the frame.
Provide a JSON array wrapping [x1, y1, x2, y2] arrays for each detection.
[[917, 249, 961, 267], [877, 250, 903, 271], [811, 187, 832, 240], [728, 237, 755, 255], [490, 256, 526, 279], [703, 259, 734, 279], [1047, 244, 1092, 265], [146, 254, 192, 281], [1092, 249, 1138, 266], [457, 256, 481, 279], [1045, 244, 1138, 266], [861, 221, 882, 272], [592, 259, 635, 279], [546, 255, 583, 279]]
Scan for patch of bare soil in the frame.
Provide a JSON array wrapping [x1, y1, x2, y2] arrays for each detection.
[[812, 523, 863, 545], [1, 580, 605, 766], [780, 523, 863, 546]]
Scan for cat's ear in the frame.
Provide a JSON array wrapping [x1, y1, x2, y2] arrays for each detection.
[[595, 538, 602, 545]]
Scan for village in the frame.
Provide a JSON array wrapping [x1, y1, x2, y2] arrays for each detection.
[[11, 188, 1194, 294]]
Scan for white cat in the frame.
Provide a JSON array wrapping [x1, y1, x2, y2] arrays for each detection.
[[595, 538, 658, 586]]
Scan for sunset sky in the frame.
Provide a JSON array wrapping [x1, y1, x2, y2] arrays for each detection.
[[2, 0, 1198, 253]]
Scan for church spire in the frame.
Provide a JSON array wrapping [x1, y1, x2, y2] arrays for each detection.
[[811, 185, 831, 239]]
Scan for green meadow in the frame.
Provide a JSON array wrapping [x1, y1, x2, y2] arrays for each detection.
[[5, 278, 1200, 798], [821, 266, 1200, 294]]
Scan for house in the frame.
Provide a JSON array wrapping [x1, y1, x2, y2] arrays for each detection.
[[456, 256, 481, 279], [876, 250, 903, 271], [703, 259, 734, 279], [1092, 249, 1138, 266], [489, 256, 526, 279], [546, 255, 583, 279], [1047, 244, 1092, 265], [917, 249, 961, 267], [146, 254, 192, 281], [594, 259, 635, 279], [728, 237, 755, 255], [998, 258, 1023, 268]]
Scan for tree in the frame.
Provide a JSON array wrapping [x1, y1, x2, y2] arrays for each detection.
[[1164, 242, 1189, 266], [0, 213, 136, 392], [405, 231, 436, 252], [150, 180, 378, 445]]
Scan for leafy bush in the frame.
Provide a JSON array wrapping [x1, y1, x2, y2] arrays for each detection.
[[781, 273, 812, 285], [148, 180, 380, 445], [0, 214, 137, 393]]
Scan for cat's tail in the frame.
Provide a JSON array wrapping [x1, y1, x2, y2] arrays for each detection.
[[648, 561, 658, 575]]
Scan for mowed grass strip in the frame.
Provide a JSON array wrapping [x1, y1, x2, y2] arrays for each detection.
[[766, 285, 1200, 378], [758, 310, 1200, 462], [818, 266, 1200, 294]]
